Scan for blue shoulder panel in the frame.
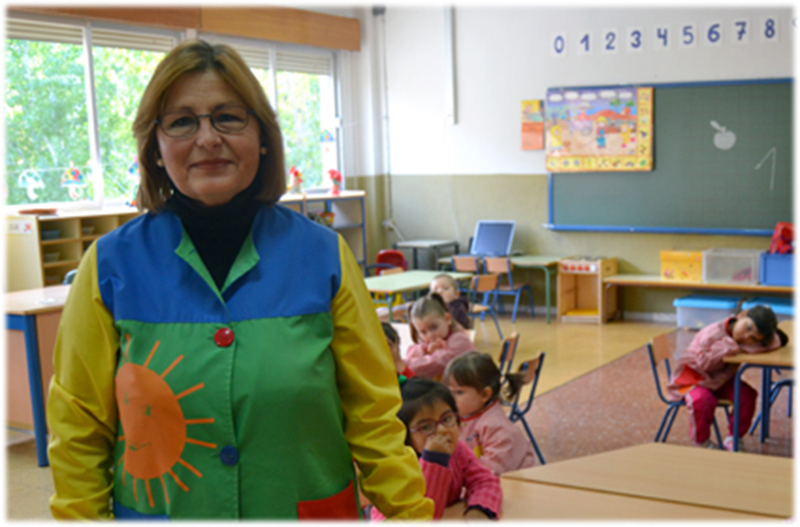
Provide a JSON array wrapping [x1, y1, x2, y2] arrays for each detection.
[[97, 205, 341, 324]]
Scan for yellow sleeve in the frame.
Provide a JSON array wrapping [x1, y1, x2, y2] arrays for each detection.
[[330, 236, 434, 520], [46, 243, 119, 519]]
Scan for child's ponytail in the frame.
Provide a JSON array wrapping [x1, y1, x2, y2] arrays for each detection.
[[500, 372, 525, 403]]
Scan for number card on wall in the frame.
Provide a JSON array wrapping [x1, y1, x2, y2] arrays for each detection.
[[545, 86, 653, 172]]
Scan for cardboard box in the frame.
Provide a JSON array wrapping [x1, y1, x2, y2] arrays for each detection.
[[661, 250, 703, 282]]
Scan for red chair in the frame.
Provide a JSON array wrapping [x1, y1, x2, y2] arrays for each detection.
[[375, 249, 407, 272]]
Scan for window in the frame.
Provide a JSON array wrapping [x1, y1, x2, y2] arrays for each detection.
[[202, 35, 340, 190], [5, 15, 178, 207], [5, 15, 341, 209]]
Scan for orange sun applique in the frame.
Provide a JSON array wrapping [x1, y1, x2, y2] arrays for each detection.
[[116, 334, 216, 508]]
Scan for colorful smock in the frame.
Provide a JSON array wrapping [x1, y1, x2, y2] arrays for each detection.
[[46, 204, 433, 520]]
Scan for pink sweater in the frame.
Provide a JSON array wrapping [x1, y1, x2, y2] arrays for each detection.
[[370, 441, 502, 520], [666, 318, 782, 401], [459, 400, 536, 476], [405, 330, 476, 378]]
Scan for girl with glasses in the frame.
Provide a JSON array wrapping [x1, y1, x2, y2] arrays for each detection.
[[371, 377, 502, 521]]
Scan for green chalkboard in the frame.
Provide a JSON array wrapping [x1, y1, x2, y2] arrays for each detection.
[[549, 80, 793, 235]]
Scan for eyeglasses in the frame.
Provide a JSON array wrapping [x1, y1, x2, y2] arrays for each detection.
[[409, 412, 458, 436], [156, 105, 255, 138]]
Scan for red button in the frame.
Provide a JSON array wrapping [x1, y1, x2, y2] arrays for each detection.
[[214, 328, 234, 347]]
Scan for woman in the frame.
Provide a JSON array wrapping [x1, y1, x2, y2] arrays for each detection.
[[46, 40, 433, 520]]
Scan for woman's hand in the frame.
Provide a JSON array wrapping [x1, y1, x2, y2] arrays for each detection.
[[424, 430, 456, 455]]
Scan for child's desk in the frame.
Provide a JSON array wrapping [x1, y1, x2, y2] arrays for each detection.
[[502, 442, 792, 518], [443, 477, 769, 520], [365, 270, 472, 321], [724, 319, 794, 452], [6, 284, 71, 467]]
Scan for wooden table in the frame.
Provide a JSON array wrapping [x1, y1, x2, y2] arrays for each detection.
[[603, 274, 793, 321], [443, 477, 768, 520], [393, 240, 459, 269], [502, 442, 792, 518], [724, 319, 794, 452], [6, 284, 71, 467], [364, 270, 472, 321]]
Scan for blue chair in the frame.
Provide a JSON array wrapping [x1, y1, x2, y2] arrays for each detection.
[[63, 269, 77, 284], [647, 333, 730, 447], [508, 352, 546, 465], [482, 257, 535, 323]]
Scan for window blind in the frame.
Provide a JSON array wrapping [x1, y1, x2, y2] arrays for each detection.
[[7, 17, 176, 52]]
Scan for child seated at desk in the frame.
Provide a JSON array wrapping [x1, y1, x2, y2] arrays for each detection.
[[443, 352, 536, 475], [430, 274, 471, 330], [370, 377, 501, 521], [406, 293, 476, 379], [666, 305, 789, 451], [381, 322, 416, 381]]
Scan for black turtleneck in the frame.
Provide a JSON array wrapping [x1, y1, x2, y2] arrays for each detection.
[[165, 177, 262, 291]]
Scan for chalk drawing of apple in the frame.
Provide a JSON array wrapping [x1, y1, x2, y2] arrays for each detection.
[[710, 121, 736, 150]]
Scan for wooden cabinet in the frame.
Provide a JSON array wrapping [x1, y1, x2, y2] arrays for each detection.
[[557, 257, 618, 324], [279, 190, 368, 274], [6, 207, 140, 292]]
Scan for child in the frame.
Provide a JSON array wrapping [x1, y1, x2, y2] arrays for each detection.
[[381, 322, 416, 381], [667, 305, 788, 451], [406, 293, 477, 379], [370, 377, 502, 520], [430, 274, 471, 330], [443, 352, 536, 475]]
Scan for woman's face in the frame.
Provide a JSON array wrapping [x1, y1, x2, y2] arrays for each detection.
[[156, 70, 262, 207]]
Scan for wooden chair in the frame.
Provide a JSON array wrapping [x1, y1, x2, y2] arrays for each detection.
[[451, 255, 482, 294], [483, 257, 535, 323], [468, 274, 503, 340], [508, 352, 546, 465], [647, 331, 731, 447], [498, 332, 520, 380]]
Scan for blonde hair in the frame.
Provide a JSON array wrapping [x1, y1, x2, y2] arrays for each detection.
[[409, 292, 455, 344], [133, 39, 286, 211]]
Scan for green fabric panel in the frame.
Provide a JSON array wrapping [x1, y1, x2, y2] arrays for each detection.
[[111, 314, 356, 519]]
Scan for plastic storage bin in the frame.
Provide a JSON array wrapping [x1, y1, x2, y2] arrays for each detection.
[[759, 252, 793, 286], [660, 250, 703, 282], [741, 297, 794, 323], [673, 295, 742, 329], [702, 248, 761, 285]]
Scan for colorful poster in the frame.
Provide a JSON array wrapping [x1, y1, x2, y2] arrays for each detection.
[[521, 99, 544, 150], [545, 86, 653, 172]]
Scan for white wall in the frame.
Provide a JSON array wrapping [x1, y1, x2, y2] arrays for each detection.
[[381, 6, 794, 176]]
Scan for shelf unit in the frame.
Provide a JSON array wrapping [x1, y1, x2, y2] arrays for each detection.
[[6, 191, 368, 292], [278, 190, 368, 274], [6, 207, 141, 292], [557, 257, 618, 324]]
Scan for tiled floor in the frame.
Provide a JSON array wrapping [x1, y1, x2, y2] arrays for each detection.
[[6, 313, 793, 520]]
